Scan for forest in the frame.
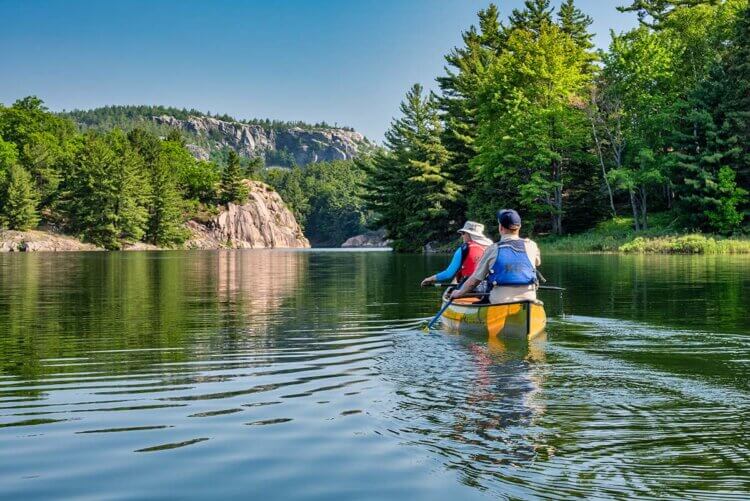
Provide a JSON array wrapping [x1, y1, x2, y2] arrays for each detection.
[[364, 0, 750, 251]]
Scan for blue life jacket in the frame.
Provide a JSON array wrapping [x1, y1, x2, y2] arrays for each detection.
[[487, 239, 537, 286]]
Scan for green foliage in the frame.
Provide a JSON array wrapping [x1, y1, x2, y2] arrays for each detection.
[[244, 156, 264, 179], [263, 160, 370, 246], [671, 2, 750, 233], [0, 163, 39, 230], [60, 130, 150, 249], [265, 166, 309, 227], [472, 22, 592, 235], [364, 84, 459, 251], [437, 4, 506, 234], [0, 96, 76, 208], [220, 150, 249, 204], [620, 234, 750, 253], [704, 167, 747, 232], [264, 148, 298, 168]]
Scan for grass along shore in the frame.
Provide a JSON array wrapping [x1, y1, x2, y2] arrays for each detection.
[[539, 215, 750, 254]]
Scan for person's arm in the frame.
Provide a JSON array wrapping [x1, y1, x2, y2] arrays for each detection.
[[450, 245, 494, 299], [449, 277, 481, 299], [421, 247, 463, 286]]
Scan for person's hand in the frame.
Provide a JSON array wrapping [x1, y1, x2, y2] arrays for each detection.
[[420, 276, 435, 287], [449, 289, 463, 300]]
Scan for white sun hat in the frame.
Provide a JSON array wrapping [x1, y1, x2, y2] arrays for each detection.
[[457, 221, 493, 246]]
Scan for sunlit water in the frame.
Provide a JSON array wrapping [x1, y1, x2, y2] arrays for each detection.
[[1, 251, 748, 499]]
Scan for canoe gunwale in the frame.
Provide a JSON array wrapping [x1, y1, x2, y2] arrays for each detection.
[[441, 290, 544, 309]]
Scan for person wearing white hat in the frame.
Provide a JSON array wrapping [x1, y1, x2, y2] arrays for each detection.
[[420, 221, 494, 287]]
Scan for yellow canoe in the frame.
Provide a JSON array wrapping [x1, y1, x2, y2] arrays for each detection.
[[440, 292, 547, 339]]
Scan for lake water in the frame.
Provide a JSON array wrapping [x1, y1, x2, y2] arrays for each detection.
[[1, 250, 748, 499]]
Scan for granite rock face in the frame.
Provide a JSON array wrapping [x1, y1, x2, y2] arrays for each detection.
[[186, 181, 310, 249], [0, 230, 102, 252], [153, 115, 370, 166], [341, 229, 392, 248]]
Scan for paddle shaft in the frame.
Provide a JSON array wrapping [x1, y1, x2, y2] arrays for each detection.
[[430, 283, 565, 291], [427, 298, 454, 329]]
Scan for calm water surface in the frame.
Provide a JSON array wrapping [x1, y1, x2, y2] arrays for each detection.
[[1, 250, 749, 499]]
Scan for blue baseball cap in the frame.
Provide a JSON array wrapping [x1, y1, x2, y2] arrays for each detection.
[[496, 209, 522, 228]]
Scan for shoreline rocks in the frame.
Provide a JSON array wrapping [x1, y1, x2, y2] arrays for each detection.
[[341, 230, 392, 248], [1, 182, 309, 253], [0, 230, 102, 252]]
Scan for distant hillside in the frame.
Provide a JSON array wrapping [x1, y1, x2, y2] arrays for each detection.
[[60, 105, 373, 167]]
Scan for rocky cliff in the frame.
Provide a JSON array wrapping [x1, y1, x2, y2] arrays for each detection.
[[186, 181, 309, 249], [153, 115, 370, 165], [1, 182, 308, 252]]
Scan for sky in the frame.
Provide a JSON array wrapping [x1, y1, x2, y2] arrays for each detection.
[[0, 0, 639, 141]]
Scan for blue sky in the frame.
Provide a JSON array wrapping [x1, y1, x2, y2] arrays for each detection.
[[0, 0, 638, 141]]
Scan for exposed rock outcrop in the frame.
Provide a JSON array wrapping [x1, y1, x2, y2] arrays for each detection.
[[0, 230, 102, 252], [154, 115, 370, 166], [186, 181, 309, 249], [1, 182, 308, 252], [341, 229, 392, 248]]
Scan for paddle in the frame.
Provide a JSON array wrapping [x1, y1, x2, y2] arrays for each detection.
[[431, 283, 566, 291], [426, 296, 454, 330]]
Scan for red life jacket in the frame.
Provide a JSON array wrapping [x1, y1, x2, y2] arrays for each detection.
[[458, 241, 487, 282]]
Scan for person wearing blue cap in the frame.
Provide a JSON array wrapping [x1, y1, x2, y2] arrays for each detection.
[[449, 209, 541, 304]]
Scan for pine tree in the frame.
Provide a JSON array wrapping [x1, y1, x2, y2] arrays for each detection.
[[508, 0, 554, 34], [618, 0, 714, 28], [557, 0, 595, 50], [1, 163, 39, 231], [60, 130, 149, 249], [364, 84, 458, 251], [146, 150, 187, 247], [437, 4, 507, 231], [718, 4, 750, 191], [130, 134, 190, 247], [672, 5, 750, 232], [220, 150, 249, 204]]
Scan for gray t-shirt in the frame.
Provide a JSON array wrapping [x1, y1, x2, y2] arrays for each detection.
[[470, 235, 541, 304]]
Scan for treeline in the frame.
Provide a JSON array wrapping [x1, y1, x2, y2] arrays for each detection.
[[263, 161, 372, 246], [62, 105, 355, 133], [364, 0, 750, 251], [0, 97, 253, 249]]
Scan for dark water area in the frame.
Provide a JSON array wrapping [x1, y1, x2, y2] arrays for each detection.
[[0, 250, 748, 499]]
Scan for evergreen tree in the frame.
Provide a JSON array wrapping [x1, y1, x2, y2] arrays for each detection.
[[717, 3, 750, 191], [60, 130, 149, 249], [128, 131, 188, 247], [244, 156, 264, 179], [364, 84, 458, 251], [147, 145, 188, 247], [0, 163, 39, 231], [508, 0, 554, 34], [557, 0, 595, 50], [220, 150, 248, 204], [672, 4, 750, 232], [618, 0, 717, 28], [437, 4, 507, 232]]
